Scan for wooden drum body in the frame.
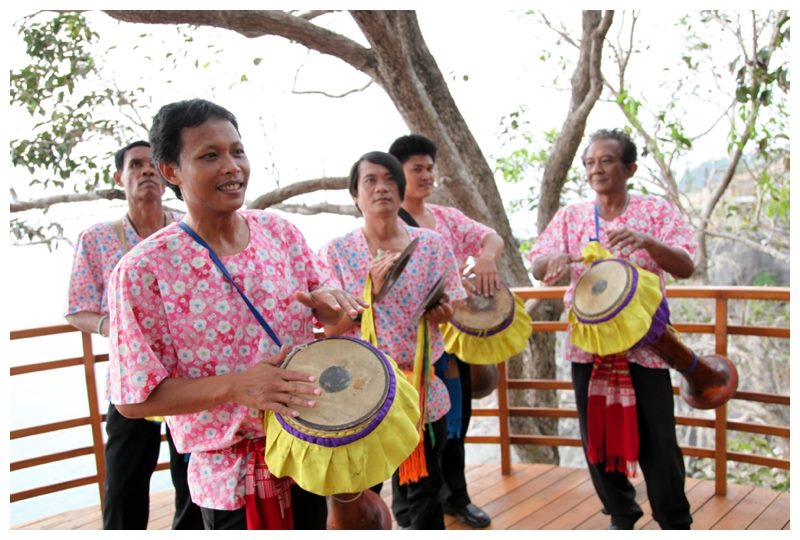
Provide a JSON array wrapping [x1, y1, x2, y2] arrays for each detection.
[[570, 258, 738, 409]]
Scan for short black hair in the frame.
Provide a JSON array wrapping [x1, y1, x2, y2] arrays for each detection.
[[581, 128, 638, 166], [114, 140, 150, 171], [148, 99, 240, 200], [388, 134, 437, 165], [348, 151, 406, 213]]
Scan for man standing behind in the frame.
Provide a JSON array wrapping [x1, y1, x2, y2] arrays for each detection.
[[389, 134, 503, 528], [65, 140, 202, 529]]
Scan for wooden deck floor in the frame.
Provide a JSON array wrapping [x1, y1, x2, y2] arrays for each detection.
[[12, 464, 790, 530]]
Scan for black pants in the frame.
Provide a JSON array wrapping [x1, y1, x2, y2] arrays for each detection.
[[102, 404, 203, 529], [572, 362, 692, 529], [438, 355, 473, 509], [199, 484, 327, 530], [392, 417, 448, 529]]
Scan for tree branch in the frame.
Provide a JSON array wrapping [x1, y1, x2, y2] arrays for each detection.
[[704, 230, 789, 263], [273, 202, 359, 217], [247, 176, 349, 209], [11, 188, 126, 212], [102, 10, 377, 77]]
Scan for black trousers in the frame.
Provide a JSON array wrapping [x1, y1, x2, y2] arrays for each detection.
[[102, 404, 203, 529], [392, 417, 448, 529], [572, 362, 692, 529], [438, 355, 473, 509], [199, 483, 327, 530]]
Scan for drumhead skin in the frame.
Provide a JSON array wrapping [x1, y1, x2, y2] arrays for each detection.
[[452, 276, 515, 336], [572, 259, 635, 323], [281, 337, 390, 431]]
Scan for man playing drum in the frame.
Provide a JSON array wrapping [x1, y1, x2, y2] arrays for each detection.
[[105, 99, 366, 530], [389, 134, 502, 528], [529, 128, 696, 530], [65, 140, 202, 530], [320, 151, 466, 530]]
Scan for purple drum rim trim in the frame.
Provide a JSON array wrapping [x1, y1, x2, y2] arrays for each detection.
[[631, 296, 671, 349], [274, 336, 397, 448], [574, 259, 638, 325]]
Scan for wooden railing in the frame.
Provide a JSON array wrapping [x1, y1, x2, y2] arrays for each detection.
[[469, 286, 790, 496], [8, 286, 789, 510]]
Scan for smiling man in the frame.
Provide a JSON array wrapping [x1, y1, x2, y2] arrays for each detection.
[[65, 141, 202, 530]]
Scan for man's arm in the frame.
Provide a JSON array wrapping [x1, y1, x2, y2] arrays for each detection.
[[65, 311, 108, 337]]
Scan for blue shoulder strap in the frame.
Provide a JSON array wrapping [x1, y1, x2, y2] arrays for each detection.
[[178, 221, 282, 348]]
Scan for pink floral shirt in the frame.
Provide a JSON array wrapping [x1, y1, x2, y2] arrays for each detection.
[[107, 210, 335, 510], [320, 225, 466, 422], [528, 194, 696, 368], [65, 211, 180, 316], [427, 203, 494, 266]]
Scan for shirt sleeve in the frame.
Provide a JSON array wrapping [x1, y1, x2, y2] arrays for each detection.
[[65, 228, 107, 316], [654, 198, 697, 261], [107, 255, 171, 405], [282, 218, 338, 292], [442, 206, 494, 261], [527, 206, 570, 264]]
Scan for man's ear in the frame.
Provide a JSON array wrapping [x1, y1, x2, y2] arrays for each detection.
[[158, 162, 180, 190], [626, 162, 638, 177], [113, 170, 123, 188]]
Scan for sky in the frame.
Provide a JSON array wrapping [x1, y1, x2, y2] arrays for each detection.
[[3, 4, 797, 529]]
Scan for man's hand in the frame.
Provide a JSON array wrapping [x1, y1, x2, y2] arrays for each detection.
[[295, 288, 368, 326]]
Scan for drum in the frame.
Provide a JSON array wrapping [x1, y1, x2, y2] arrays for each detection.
[[570, 257, 738, 409], [263, 337, 420, 496], [327, 489, 392, 530], [441, 275, 532, 366], [570, 258, 668, 357]]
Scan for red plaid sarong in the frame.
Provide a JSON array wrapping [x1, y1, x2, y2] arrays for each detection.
[[231, 438, 294, 530], [586, 354, 639, 477]]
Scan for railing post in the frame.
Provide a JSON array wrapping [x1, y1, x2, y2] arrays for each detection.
[[498, 361, 511, 474], [80, 331, 106, 507], [714, 296, 729, 496]]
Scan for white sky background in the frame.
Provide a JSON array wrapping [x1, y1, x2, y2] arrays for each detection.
[[2, 4, 797, 528]]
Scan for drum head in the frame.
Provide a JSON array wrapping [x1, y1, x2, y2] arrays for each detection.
[[572, 259, 634, 322], [412, 276, 446, 320], [281, 338, 390, 432], [373, 238, 419, 303], [452, 276, 514, 334]]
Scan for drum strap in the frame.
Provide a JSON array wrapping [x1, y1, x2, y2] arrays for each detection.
[[179, 221, 282, 347], [586, 354, 639, 478]]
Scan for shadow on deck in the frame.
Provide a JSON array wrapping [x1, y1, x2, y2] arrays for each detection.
[[12, 463, 790, 530]]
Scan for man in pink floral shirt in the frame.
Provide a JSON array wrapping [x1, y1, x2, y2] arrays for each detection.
[[390, 134, 503, 529], [106, 99, 365, 530], [320, 150, 466, 529], [65, 140, 201, 530], [529, 128, 696, 530]]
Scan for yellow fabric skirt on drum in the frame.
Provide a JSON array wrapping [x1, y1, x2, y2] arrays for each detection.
[[568, 242, 664, 356]]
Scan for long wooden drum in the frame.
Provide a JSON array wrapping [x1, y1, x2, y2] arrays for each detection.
[[264, 337, 420, 496], [570, 258, 738, 409]]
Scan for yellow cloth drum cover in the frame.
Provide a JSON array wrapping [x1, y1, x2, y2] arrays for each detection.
[[569, 242, 665, 356], [263, 337, 420, 496], [441, 276, 532, 365]]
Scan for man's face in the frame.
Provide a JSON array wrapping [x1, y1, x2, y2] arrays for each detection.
[[115, 145, 165, 202], [353, 160, 402, 218], [401, 154, 435, 201], [582, 138, 636, 195]]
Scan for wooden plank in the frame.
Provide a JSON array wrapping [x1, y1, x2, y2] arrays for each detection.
[[748, 491, 790, 530], [575, 475, 648, 529], [690, 482, 752, 529], [504, 469, 593, 529], [712, 486, 780, 529], [539, 477, 601, 530], [637, 476, 709, 529]]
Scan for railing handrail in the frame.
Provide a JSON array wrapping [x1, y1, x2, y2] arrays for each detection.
[[8, 285, 790, 507]]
